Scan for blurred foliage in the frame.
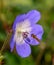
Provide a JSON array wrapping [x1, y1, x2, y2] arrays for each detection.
[[4, 51, 34, 65], [0, 0, 54, 65]]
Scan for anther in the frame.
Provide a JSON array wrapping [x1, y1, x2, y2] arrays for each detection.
[[22, 32, 29, 38]]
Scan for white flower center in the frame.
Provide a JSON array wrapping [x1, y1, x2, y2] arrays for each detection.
[[14, 19, 32, 45]]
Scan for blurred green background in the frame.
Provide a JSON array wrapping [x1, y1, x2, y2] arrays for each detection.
[[0, 0, 54, 65]]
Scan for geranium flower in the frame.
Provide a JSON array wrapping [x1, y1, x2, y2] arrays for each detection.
[[10, 10, 44, 58]]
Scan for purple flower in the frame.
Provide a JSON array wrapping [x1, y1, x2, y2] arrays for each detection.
[[10, 10, 44, 58]]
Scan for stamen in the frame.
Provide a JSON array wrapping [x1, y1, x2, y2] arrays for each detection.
[[22, 32, 29, 38], [22, 32, 30, 42], [31, 34, 41, 43]]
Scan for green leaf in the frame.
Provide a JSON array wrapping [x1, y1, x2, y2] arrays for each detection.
[[4, 52, 21, 65], [4, 51, 35, 65], [20, 55, 35, 65]]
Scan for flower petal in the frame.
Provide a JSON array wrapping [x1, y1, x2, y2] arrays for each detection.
[[26, 10, 41, 24], [10, 34, 15, 52], [27, 24, 44, 45], [13, 10, 41, 31], [13, 14, 25, 31], [16, 43, 31, 58]]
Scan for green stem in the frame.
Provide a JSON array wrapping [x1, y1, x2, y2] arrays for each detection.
[[36, 42, 46, 65], [0, 32, 12, 53]]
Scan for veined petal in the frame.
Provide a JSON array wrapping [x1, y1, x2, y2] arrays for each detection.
[[13, 10, 41, 31], [13, 14, 25, 31], [27, 24, 44, 45], [10, 34, 15, 52], [16, 43, 31, 58], [26, 10, 41, 24]]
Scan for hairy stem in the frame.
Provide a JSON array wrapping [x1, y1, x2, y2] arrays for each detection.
[[0, 32, 12, 53]]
